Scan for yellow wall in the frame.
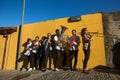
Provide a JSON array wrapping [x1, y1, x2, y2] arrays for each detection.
[[0, 27, 19, 70], [0, 13, 106, 70], [21, 13, 106, 69], [0, 35, 5, 69]]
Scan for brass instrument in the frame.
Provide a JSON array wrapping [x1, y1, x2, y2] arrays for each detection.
[[88, 31, 103, 37], [79, 30, 103, 37], [88, 31, 99, 34], [60, 25, 68, 39], [58, 25, 68, 48], [44, 34, 52, 51], [45, 37, 51, 48]]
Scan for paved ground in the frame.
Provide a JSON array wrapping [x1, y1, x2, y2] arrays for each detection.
[[0, 68, 120, 80]]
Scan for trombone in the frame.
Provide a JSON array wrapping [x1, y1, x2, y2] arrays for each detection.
[[79, 31, 103, 37]]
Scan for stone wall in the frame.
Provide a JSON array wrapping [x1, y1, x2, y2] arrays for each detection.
[[102, 11, 120, 68]]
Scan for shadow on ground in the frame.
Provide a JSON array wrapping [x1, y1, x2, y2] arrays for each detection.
[[93, 65, 120, 75]]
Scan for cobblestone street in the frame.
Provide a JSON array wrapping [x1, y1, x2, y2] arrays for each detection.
[[0, 68, 120, 80]]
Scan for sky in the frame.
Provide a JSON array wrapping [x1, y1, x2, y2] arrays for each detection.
[[0, 0, 120, 27]]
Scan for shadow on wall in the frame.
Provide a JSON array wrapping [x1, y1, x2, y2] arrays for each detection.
[[17, 42, 28, 70], [17, 42, 28, 62], [16, 38, 70, 70], [112, 42, 120, 69]]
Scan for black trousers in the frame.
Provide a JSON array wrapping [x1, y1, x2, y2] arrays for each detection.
[[83, 48, 90, 69], [69, 50, 78, 69], [22, 55, 29, 69], [29, 53, 38, 68], [62, 51, 67, 67], [42, 49, 52, 69], [38, 56, 43, 70], [54, 49, 61, 68], [38, 48, 43, 70]]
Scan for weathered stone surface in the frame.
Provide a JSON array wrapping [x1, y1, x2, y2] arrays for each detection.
[[102, 11, 120, 68]]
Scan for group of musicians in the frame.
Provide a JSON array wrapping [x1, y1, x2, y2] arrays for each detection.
[[19, 27, 94, 73]]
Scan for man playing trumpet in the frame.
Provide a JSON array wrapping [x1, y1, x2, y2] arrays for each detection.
[[81, 28, 94, 73]]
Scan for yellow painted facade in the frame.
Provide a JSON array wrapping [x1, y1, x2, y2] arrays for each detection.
[[0, 28, 19, 70], [0, 13, 106, 70]]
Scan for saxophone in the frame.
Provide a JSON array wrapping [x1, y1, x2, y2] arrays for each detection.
[[45, 35, 51, 51]]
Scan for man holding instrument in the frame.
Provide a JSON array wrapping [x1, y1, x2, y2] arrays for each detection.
[[81, 28, 94, 73], [53, 29, 61, 71], [69, 29, 80, 71]]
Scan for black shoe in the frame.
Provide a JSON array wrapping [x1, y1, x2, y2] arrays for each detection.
[[39, 68, 42, 70], [73, 68, 77, 71], [41, 68, 46, 72], [63, 66, 67, 69], [70, 67, 72, 70], [83, 70, 89, 74], [48, 68, 51, 70]]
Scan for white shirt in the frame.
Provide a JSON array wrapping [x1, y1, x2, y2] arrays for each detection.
[[54, 35, 60, 50], [24, 42, 32, 56], [26, 42, 32, 49]]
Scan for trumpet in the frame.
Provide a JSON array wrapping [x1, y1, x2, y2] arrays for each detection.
[[88, 31, 103, 37], [88, 31, 103, 35], [87, 31, 98, 37], [79, 30, 103, 36], [88, 31, 99, 34]]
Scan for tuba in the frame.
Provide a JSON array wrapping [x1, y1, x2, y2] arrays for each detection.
[[60, 25, 68, 39], [59, 25, 68, 48]]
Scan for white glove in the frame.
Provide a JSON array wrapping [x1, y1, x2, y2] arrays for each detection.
[[73, 42, 77, 45]]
